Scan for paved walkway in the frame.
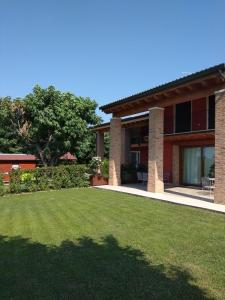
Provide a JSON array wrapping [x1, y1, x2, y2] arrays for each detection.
[[95, 184, 225, 214]]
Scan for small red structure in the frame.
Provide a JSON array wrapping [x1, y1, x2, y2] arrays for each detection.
[[0, 154, 37, 183], [0, 152, 77, 183], [60, 152, 77, 161]]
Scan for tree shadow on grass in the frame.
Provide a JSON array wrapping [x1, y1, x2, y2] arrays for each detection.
[[0, 235, 213, 300]]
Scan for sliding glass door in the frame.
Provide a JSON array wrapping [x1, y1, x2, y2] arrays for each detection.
[[182, 146, 215, 185], [203, 147, 215, 178], [183, 147, 201, 185]]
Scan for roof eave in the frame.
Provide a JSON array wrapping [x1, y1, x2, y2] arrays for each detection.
[[100, 63, 225, 113]]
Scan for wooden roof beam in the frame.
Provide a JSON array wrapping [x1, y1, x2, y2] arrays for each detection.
[[200, 80, 210, 87], [113, 82, 225, 117], [172, 88, 183, 95]]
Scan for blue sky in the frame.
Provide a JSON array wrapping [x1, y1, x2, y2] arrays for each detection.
[[1, 0, 225, 121]]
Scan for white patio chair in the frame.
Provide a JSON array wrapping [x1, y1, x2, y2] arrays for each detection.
[[201, 177, 215, 195], [142, 172, 148, 183], [137, 172, 143, 183]]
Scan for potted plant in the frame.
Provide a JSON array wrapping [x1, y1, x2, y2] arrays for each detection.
[[89, 157, 109, 186], [208, 163, 215, 178]]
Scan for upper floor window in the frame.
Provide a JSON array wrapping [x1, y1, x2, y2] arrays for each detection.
[[175, 101, 191, 133], [164, 97, 214, 134], [208, 95, 215, 129]]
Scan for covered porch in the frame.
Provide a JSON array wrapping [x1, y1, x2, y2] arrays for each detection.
[[93, 64, 225, 204], [95, 113, 217, 203]]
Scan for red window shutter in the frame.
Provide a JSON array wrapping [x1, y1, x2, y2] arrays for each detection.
[[192, 98, 207, 131], [164, 106, 174, 134]]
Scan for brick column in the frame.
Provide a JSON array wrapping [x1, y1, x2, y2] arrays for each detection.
[[121, 128, 130, 165], [96, 132, 104, 159], [121, 128, 126, 165], [147, 107, 164, 193], [172, 145, 180, 185], [109, 117, 121, 186], [214, 89, 225, 204]]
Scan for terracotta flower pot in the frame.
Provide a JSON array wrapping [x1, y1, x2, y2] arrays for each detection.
[[90, 174, 108, 186]]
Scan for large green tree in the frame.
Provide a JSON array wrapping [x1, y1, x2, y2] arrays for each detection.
[[17, 85, 101, 166], [0, 97, 24, 153]]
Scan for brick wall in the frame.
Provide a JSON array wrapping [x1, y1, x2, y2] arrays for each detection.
[[109, 118, 121, 186], [214, 89, 225, 204], [147, 107, 164, 193]]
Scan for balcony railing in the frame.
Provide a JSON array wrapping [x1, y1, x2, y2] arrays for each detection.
[[130, 128, 215, 147]]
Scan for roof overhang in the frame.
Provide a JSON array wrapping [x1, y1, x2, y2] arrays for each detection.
[[92, 113, 149, 132], [100, 63, 225, 117], [0, 154, 36, 161]]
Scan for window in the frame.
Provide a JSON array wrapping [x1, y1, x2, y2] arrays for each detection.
[[183, 147, 201, 185], [11, 164, 20, 170], [203, 147, 215, 177], [175, 101, 191, 133], [182, 146, 215, 185], [208, 95, 215, 129], [130, 151, 140, 168]]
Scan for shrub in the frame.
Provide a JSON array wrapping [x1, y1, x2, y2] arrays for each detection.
[[0, 185, 9, 196], [0, 173, 3, 187], [0, 187, 5, 196], [9, 164, 89, 194], [0, 173, 8, 196], [208, 163, 215, 178]]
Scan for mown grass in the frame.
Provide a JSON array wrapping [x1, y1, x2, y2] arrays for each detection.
[[0, 187, 224, 299]]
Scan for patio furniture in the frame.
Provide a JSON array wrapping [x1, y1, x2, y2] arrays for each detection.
[[202, 177, 215, 195], [137, 172, 143, 183], [163, 172, 171, 183], [143, 172, 148, 183], [137, 172, 148, 184]]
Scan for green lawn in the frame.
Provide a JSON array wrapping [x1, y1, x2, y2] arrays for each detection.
[[0, 188, 224, 299]]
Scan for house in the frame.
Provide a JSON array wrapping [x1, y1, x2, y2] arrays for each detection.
[[0, 152, 77, 182], [93, 63, 225, 204]]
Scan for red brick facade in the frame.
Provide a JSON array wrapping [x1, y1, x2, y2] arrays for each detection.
[[94, 63, 225, 203], [128, 96, 214, 184]]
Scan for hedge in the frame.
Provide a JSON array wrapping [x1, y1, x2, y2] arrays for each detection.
[[9, 164, 90, 194], [0, 173, 5, 196]]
